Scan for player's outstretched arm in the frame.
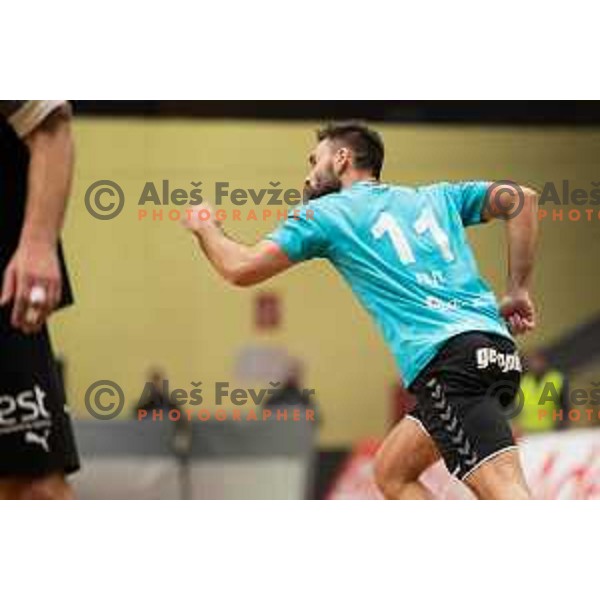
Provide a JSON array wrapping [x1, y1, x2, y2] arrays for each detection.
[[484, 183, 539, 335], [182, 205, 293, 287]]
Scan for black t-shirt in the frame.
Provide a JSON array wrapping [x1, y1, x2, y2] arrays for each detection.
[[0, 102, 73, 310]]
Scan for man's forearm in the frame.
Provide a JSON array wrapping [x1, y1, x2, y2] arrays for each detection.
[[505, 188, 539, 291], [189, 217, 293, 287], [19, 105, 74, 247], [192, 224, 256, 285]]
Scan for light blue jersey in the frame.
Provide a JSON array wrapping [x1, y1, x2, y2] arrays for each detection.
[[266, 181, 512, 387]]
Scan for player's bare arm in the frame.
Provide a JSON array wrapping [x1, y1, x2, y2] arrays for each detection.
[[483, 184, 539, 335], [182, 204, 292, 286], [0, 103, 74, 333]]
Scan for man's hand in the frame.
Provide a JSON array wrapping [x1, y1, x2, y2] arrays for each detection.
[[499, 288, 536, 336], [0, 240, 62, 334], [181, 203, 219, 235]]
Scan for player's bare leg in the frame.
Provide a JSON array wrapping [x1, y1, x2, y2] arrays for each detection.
[[374, 417, 440, 500], [0, 473, 74, 500], [0, 480, 22, 500], [463, 448, 531, 500], [19, 473, 74, 500]]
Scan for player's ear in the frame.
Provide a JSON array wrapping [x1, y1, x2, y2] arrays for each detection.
[[334, 146, 351, 174]]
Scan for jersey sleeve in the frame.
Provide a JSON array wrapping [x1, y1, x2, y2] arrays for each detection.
[[265, 203, 330, 262], [0, 100, 68, 138], [441, 181, 491, 226]]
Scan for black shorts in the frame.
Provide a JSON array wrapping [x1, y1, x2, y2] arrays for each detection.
[[0, 308, 80, 478], [408, 331, 522, 481]]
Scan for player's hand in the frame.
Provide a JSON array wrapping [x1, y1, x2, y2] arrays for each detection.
[[0, 240, 62, 334], [181, 202, 219, 235], [499, 288, 536, 336]]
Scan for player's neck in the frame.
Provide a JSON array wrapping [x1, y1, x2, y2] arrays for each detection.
[[340, 171, 378, 189]]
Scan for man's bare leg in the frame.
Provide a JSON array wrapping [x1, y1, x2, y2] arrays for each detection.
[[463, 448, 531, 500], [0, 480, 22, 500], [374, 417, 441, 500], [0, 473, 74, 500]]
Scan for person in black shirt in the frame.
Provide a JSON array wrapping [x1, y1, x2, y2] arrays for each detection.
[[0, 101, 79, 499], [265, 359, 320, 424], [135, 368, 183, 417]]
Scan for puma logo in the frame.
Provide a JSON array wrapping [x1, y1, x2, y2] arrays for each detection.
[[24, 430, 50, 453]]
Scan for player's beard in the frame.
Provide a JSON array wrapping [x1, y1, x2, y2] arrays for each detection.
[[303, 172, 342, 201]]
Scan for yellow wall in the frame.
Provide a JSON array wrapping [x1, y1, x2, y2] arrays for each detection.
[[51, 118, 600, 446]]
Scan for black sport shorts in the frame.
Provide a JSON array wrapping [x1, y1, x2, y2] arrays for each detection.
[[0, 307, 80, 478], [408, 331, 522, 481]]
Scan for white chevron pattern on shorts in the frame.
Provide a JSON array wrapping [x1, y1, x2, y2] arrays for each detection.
[[425, 378, 478, 472]]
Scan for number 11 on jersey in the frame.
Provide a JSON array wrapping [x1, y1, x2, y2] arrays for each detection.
[[371, 207, 455, 265]]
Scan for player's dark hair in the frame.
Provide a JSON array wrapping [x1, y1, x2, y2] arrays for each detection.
[[317, 122, 384, 179]]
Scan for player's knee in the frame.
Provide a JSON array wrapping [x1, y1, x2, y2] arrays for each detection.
[[19, 477, 73, 500]]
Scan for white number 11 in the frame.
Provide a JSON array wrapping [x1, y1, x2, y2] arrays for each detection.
[[371, 207, 454, 265]]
